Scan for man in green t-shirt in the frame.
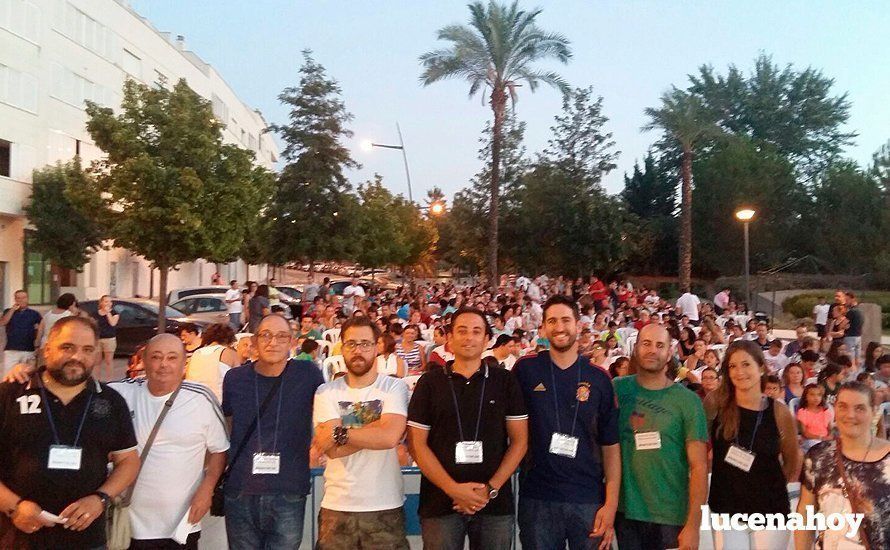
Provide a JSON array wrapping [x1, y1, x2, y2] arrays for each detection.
[[614, 323, 708, 550]]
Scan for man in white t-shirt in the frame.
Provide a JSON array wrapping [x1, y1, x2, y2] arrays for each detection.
[[675, 291, 701, 325], [812, 296, 830, 337], [224, 280, 243, 330], [341, 278, 366, 316], [109, 333, 229, 549], [311, 316, 409, 549]]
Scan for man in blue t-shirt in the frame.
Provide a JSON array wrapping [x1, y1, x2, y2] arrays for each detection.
[[1, 290, 42, 376], [513, 294, 620, 550], [221, 314, 324, 549]]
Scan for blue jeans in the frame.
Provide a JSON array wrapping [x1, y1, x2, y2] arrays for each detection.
[[224, 493, 306, 550], [518, 497, 601, 550], [420, 513, 513, 550], [230, 313, 242, 330], [844, 336, 862, 362], [615, 513, 683, 550]]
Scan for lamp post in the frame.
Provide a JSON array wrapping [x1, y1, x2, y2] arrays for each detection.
[[735, 208, 756, 313], [361, 122, 414, 203]]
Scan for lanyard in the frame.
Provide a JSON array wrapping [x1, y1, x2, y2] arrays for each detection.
[[254, 371, 284, 453], [38, 381, 93, 447], [735, 396, 767, 451], [448, 365, 487, 442], [550, 357, 582, 436]]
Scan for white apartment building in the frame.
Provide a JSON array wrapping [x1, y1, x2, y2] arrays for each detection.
[[0, 0, 278, 308]]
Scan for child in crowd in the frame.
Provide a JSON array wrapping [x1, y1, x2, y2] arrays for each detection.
[[797, 383, 833, 452]]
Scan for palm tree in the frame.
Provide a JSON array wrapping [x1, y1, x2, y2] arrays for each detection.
[[643, 87, 718, 293], [420, 1, 571, 289]]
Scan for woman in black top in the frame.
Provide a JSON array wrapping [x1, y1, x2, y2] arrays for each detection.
[[704, 340, 800, 550]]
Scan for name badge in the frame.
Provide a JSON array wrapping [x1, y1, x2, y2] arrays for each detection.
[[48, 445, 82, 470], [252, 452, 281, 475], [455, 441, 483, 464], [549, 432, 579, 458], [724, 444, 756, 472], [634, 431, 661, 451]]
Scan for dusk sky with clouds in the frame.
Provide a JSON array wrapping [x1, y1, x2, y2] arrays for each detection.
[[132, 0, 890, 199]]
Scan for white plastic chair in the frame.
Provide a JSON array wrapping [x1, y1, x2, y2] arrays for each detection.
[[624, 335, 638, 356], [616, 327, 638, 344], [788, 397, 800, 417], [421, 328, 435, 342], [316, 340, 333, 360], [235, 332, 253, 342], [322, 328, 341, 343], [708, 344, 727, 362], [322, 355, 346, 383]]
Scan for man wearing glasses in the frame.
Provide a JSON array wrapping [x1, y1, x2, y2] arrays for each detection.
[[311, 315, 410, 549], [222, 314, 324, 549]]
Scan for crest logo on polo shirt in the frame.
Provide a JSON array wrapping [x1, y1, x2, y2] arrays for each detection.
[[533, 383, 546, 392], [91, 398, 111, 419], [576, 382, 590, 402]]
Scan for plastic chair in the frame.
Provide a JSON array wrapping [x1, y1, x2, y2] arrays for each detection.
[[624, 335, 638, 356], [322, 328, 341, 343], [316, 340, 333, 360], [788, 397, 800, 417], [322, 355, 346, 383]]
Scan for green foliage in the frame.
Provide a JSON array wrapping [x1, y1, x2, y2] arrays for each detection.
[[783, 292, 890, 329], [264, 51, 360, 265], [620, 153, 677, 275], [24, 160, 104, 271]]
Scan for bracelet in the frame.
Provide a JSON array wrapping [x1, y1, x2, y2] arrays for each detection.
[[333, 425, 349, 446], [90, 491, 111, 509]]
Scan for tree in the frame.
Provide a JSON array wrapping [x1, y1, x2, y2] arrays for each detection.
[[687, 54, 856, 179], [620, 153, 677, 275], [266, 50, 360, 267], [78, 79, 274, 330], [420, 0, 571, 288], [24, 161, 104, 294], [542, 86, 619, 185], [643, 88, 720, 292]]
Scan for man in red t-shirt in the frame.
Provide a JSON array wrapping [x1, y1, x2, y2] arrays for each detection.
[[588, 276, 607, 305]]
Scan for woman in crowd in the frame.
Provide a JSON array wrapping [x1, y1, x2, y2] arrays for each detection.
[[704, 340, 800, 549], [396, 324, 426, 376], [703, 348, 721, 371], [782, 362, 806, 403], [818, 363, 844, 404], [186, 322, 237, 402], [34, 293, 79, 357], [608, 356, 630, 379], [798, 383, 834, 452], [699, 367, 720, 399], [677, 326, 697, 361], [796, 382, 890, 550], [863, 342, 884, 373], [247, 284, 270, 333], [702, 317, 725, 345], [376, 332, 406, 378]]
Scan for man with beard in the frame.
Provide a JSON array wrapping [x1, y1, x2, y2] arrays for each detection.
[[311, 315, 410, 549], [0, 316, 139, 548], [614, 324, 708, 550], [513, 294, 621, 550], [407, 307, 528, 549]]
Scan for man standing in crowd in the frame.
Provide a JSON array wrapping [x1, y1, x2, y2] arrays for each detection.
[[312, 316, 410, 549], [675, 290, 701, 326], [93, 295, 120, 381], [110, 333, 228, 548], [513, 295, 620, 549], [296, 314, 323, 341], [812, 296, 830, 337], [225, 280, 244, 330], [303, 273, 321, 304], [844, 292, 864, 362], [222, 314, 324, 549], [783, 323, 809, 358], [408, 308, 528, 549], [614, 323, 708, 550], [753, 321, 771, 351], [1, 290, 41, 376], [342, 277, 366, 316], [0, 316, 139, 548], [712, 287, 731, 315]]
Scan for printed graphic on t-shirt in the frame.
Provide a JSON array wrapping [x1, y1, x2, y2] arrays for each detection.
[[339, 399, 382, 428]]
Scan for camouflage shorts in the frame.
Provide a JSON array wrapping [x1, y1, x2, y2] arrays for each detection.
[[316, 506, 410, 550]]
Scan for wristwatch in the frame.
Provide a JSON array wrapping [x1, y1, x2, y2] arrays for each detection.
[[485, 483, 499, 499], [333, 426, 349, 446], [90, 491, 111, 509]]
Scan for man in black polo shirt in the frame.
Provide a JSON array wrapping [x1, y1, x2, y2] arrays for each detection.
[[408, 307, 528, 549], [0, 316, 139, 548]]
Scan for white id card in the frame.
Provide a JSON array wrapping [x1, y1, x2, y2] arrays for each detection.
[[549, 432, 579, 458], [634, 431, 662, 451], [47, 445, 82, 470], [455, 441, 483, 464], [724, 444, 756, 472], [252, 452, 281, 475]]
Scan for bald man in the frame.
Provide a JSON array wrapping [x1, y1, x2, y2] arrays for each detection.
[[108, 333, 228, 548], [221, 314, 324, 549], [613, 324, 708, 550]]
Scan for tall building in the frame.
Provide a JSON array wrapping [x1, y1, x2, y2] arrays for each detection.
[[0, 0, 278, 308]]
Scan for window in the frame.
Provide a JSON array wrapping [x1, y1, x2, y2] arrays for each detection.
[[0, 64, 38, 113], [211, 93, 229, 123], [248, 134, 257, 151], [153, 70, 168, 89], [0, 140, 10, 177], [57, 3, 118, 63], [0, 0, 41, 44], [122, 49, 141, 78], [116, 303, 151, 327], [50, 63, 113, 109]]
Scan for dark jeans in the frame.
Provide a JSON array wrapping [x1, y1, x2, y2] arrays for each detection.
[[225, 492, 306, 550], [420, 513, 512, 550], [615, 513, 683, 550], [518, 497, 601, 550], [129, 532, 200, 549]]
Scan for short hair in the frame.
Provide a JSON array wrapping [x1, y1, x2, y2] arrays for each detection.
[[56, 293, 77, 309], [877, 354, 890, 369], [800, 350, 821, 363], [48, 315, 98, 343], [201, 323, 235, 347], [542, 294, 579, 320], [769, 339, 782, 349], [763, 374, 781, 387], [177, 322, 200, 336], [13, 289, 26, 296], [838, 381, 875, 410], [449, 307, 492, 337], [230, 279, 238, 285], [301, 338, 319, 354], [341, 315, 381, 342]]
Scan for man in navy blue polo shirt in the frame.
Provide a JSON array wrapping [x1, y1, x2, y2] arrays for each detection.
[[1, 290, 42, 376], [513, 294, 620, 550]]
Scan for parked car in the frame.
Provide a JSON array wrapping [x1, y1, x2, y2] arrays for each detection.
[[169, 294, 232, 325], [167, 285, 228, 303], [79, 298, 211, 357]]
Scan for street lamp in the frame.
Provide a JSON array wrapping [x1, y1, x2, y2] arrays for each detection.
[[428, 200, 445, 216], [735, 208, 756, 312], [361, 122, 414, 203]]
